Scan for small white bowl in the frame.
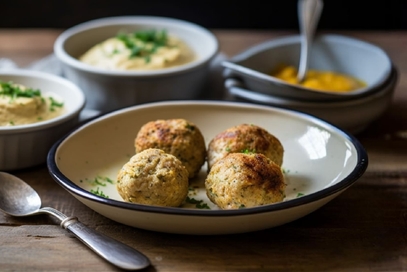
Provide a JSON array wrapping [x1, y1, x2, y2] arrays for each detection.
[[226, 66, 398, 134], [54, 16, 219, 113], [48, 100, 368, 235], [0, 70, 85, 170], [222, 34, 392, 101]]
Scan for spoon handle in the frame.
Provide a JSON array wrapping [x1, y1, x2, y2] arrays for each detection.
[[58, 216, 150, 270], [297, 0, 324, 82], [39, 207, 150, 270]]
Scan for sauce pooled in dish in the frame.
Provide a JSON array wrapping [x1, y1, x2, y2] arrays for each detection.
[[270, 65, 366, 92]]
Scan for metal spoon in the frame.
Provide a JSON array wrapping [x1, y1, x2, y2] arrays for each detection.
[[0, 171, 150, 271], [297, 0, 324, 83]]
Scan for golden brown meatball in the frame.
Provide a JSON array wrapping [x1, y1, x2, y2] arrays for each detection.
[[135, 119, 206, 178], [116, 148, 189, 207], [205, 152, 286, 209], [207, 123, 284, 170]]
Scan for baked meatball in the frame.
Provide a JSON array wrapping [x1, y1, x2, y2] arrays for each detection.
[[207, 123, 284, 170], [205, 152, 286, 209], [135, 119, 206, 178], [116, 148, 189, 207]]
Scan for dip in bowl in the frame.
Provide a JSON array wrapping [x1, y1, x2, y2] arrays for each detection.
[[54, 16, 219, 113], [0, 80, 65, 126], [78, 28, 196, 71], [0, 70, 85, 171]]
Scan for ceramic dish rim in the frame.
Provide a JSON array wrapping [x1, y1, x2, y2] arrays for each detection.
[[222, 34, 392, 98], [0, 69, 86, 134], [47, 100, 368, 217], [54, 15, 219, 78]]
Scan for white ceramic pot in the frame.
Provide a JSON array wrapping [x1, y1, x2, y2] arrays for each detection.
[[54, 16, 219, 113]]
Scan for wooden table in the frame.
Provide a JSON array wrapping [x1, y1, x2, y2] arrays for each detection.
[[1, 29, 407, 272]]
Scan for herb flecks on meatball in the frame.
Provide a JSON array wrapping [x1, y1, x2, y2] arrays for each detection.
[[205, 152, 286, 209], [116, 148, 189, 207]]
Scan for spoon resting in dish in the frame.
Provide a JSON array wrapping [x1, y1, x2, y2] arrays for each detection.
[[297, 0, 323, 83]]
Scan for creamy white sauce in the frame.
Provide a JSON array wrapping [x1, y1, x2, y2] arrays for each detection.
[[79, 31, 196, 71]]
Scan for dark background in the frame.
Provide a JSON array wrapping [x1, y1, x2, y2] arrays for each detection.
[[3, 0, 407, 30]]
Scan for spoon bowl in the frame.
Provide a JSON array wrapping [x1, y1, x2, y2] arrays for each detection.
[[0, 174, 41, 216], [0, 171, 150, 271]]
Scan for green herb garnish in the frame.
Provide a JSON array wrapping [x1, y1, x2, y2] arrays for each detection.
[[241, 149, 256, 154], [116, 29, 169, 61], [89, 176, 115, 187], [185, 196, 211, 209], [90, 187, 109, 198], [196, 202, 210, 209], [0, 81, 41, 101], [48, 97, 64, 112]]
